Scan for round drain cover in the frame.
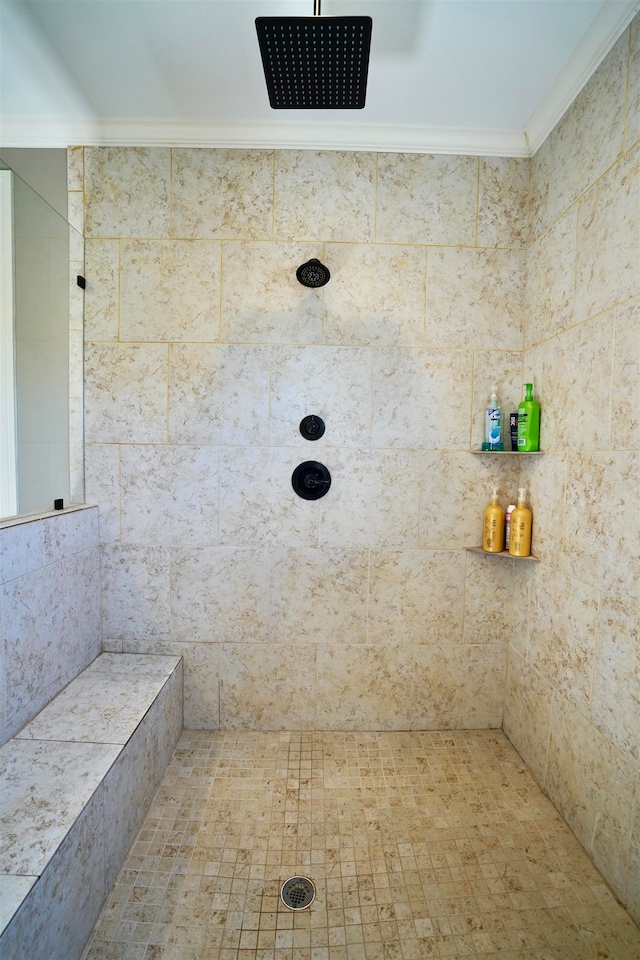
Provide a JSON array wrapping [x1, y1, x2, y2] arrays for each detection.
[[280, 876, 316, 911]]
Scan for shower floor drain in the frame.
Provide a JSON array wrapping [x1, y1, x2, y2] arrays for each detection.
[[280, 876, 316, 911]]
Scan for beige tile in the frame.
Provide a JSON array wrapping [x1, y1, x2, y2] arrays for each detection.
[[627, 794, 640, 924], [84, 146, 170, 239], [477, 157, 530, 248], [376, 153, 478, 246], [67, 145, 84, 191], [323, 244, 426, 346], [628, 17, 640, 149], [269, 548, 368, 644], [220, 643, 316, 728], [221, 241, 324, 343], [169, 343, 269, 445], [84, 443, 120, 543], [269, 345, 372, 448], [462, 550, 518, 645], [420, 451, 520, 549], [560, 451, 639, 605], [367, 549, 465, 645], [411, 644, 506, 729], [611, 297, 640, 450], [518, 452, 567, 565], [525, 564, 598, 716], [592, 595, 640, 765], [529, 129, 554, 240], [318, 449, 422, 548], [84, 342, 168, 444], [546, 691, 637, 896], [274, 150, 376, 241], [471, 352, 524, 452], [100, 543, 170, 642], [371, 348, 472, 450], [427, 247, 525, 350], [171, 148, 273, 239], [316, 645, 412, 729], [576, 144, 640, 323], [525, 208, 577, 348], [503, 649, 552, 786], [119, 240, 220, 342], [84, 240, 119, 342], [170, 546, 269, 644], [119, 445, 219, 547], [219, 447, 320, 547]]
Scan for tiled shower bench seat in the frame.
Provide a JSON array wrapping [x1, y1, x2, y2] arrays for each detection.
[[0, 653, 183, 960]]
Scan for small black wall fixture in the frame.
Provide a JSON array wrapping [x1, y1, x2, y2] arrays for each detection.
[[292, 461, 331, 500], [296, 259, 330, 288], [256, 0, 372, 110], [300, 415, 325, 441]]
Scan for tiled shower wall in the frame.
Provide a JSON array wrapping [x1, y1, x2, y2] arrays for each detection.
[[503, 24, 640, 922], [75, 144, 530, 732]]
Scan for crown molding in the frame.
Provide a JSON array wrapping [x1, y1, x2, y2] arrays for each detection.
[[525, 0, 640, 156], [0, 116, 529, 157]]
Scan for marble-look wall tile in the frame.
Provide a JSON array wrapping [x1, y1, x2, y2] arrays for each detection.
[[376, 153, 478, 246], [220, 643, 316, 729], [591, 595, 640, 765], [323, 244, 426, 346], [221, 241, 323, 343], [518, 453, 567, 565], [427, 248, 525, 350], [76, 546, 102, 657], [274, 151, 376, 241], [84, 240, 119, 342], [525, 564, 598, 717], [367, 549, 465, 645], [219, 447, 319, 547], [525, 207, 577, 348], [84, 343, 168, 444], [611, 297, 639, 450], [533, 311, 613, 451], [67, 146, 84, 191], [171, 148, 273, 240], [411, 644, 506, 729], [169, 343, 269, 445], [560, 451, 639, 604], [100, 543, 170, 642], [319, 449, 422, 547], [270, 548, 368, 644], [545, 32, 628, 229], [503, 650, 553, 786], [477, 157, 530, 249], [371, 349, 472, 450], [41, 508, 98, 564], [575, 144, 640, 323], [462, 551, 519, 645], [316, 645, 412, 729], [545, 691, 637, 898], [420, 451, 520, 549], [170, 546, 269, 643], [627, 17, 640, 149], [627, 797, 640, 924], [471, 351, 524, 451], [0, 521, 43, 583], [119, 240, 220, 342], [84, 147, 170, 239], [270, 345, 372, 447], [85, 444, 120, 543], [119, 445, 219, 547]]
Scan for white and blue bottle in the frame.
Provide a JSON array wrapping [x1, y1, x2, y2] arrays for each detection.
[[484, 385, 502, 450]]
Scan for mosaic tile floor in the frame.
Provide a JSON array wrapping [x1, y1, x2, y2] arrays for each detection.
[[81, 730, 640, 960]]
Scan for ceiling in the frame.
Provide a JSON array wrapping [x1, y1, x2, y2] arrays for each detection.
[[1, 0, 638, 156]]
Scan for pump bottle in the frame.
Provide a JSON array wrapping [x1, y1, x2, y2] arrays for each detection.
[[484, 385, 503, 451], [483, 487, 505, 553], [517, 383, 540, 452], [509, 488, 532, 557]]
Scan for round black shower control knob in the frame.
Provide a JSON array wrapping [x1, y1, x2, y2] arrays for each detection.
[[299, 415, 325, 441], [291, 461, 332, 500]]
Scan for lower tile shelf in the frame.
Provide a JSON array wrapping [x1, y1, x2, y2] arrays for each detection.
[[466, 546, 539, 561]]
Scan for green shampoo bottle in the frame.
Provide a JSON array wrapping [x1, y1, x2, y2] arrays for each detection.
[[517, 383, 540, 451]]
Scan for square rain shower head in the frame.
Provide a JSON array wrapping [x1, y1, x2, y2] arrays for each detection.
[[255, 16, 372, 109]]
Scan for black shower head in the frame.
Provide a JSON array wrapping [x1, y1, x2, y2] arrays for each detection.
[[296, 259, 330, 288], [255, 12, 372, 110]]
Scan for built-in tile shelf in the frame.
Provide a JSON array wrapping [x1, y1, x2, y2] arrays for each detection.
[[470, 450, 544, 455], [466, 546, 539, 562]]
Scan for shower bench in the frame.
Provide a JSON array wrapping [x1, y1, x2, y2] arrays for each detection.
[[0, 652, 183, 960]]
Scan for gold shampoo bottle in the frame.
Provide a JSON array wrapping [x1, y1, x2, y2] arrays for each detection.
[[483, 487, 505, 553], [509, 487, 532, 557]]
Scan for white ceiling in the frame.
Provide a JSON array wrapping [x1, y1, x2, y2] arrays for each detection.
[[1, 0, 638, 156]]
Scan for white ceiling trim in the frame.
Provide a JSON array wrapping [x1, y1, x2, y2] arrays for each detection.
[[0, 117, 529, 157], [526, 0, 640, 155]]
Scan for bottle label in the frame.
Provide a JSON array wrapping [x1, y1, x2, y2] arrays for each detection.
[[486, 407, 501, 446]]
